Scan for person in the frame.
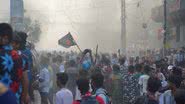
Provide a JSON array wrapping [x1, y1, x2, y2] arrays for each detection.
[[0, 23, 28, 104], [56, 73, 73, 104], [111, 64, 123, 104], [162, 75, 182, 104], [134, 64, 143, 79], [174, 89, 185, 104], [39, 56, 50, 104], [17, 32, 34, 102], [119, 57, 128, 80], [147, 77, 161, 104], [66, 60, 78, 99], [12, 31, 31, 103], [139, 65, 151, 95], [58, 56, 65, 72], [122, 65, 140, 104], [0, 83, 17, 104], [73, 78, 105, 104], [135, 76, 161, 104], [91, 72, 111, 104]]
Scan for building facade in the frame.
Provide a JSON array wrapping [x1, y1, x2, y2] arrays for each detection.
[[151, 0, 185, 49]]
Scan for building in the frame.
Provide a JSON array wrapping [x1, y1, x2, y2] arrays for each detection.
[[10, 0, 24, 31], [151, 0, 185, 49]]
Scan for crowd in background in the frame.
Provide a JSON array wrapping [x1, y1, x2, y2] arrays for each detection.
[[0, 22, 185, 104]]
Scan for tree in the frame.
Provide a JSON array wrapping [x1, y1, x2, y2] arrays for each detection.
[[23, 17, 41, 43]]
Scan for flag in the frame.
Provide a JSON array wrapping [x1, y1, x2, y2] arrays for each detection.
[[58, 32, 77, 48]]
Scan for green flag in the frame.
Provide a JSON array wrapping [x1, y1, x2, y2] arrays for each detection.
[[58, 32, 77, 48]]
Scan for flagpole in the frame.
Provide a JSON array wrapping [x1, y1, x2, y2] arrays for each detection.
[[76, 44, 82, 53]]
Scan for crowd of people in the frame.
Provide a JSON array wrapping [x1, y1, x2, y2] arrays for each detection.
[[0, 22, 185, 104]]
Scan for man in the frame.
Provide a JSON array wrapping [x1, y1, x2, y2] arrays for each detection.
[[111, 64, 123, 104], [0, 23, 28, 104], [174, 89, 185, 104], [162, 75, 182, 104], [73, 78, 104, 104], [146, 77, 161, 104], [56, 73, 73, 104], [66, 60, 78, 99], [122, 65, 140, 104], [139, 65, 151, 95], [135, 77, 161, 104], [91, 72, 110, 104], [12, 31, 30, 103], [39, 56, 50, 104], [119, 57, 128, 77]]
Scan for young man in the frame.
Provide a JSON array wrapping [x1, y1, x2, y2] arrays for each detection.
[[174, 89, 185, 104], [66, 60, 78, 99], [39, 56, 50, 104], [0, 23, 28, 104], [146, 77, 162, 104], [12, 31, 30, 103], [122, 65, 140, 104], [139, 65, 151, 95], [111, 64, 123, 104], [73, 78, 104, 104], [91, 72, 110, 104], [56, 73, 73, 104], [135, 76, 161, 104], [162, 75, 182, 104]]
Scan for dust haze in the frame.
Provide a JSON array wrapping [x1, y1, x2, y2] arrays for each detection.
[[0, 0, 163, 53]]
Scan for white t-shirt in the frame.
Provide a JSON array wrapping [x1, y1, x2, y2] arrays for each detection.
[[56, 88, 73, 104], [139, 74, 150, 95], [59, 64, 65, 73]]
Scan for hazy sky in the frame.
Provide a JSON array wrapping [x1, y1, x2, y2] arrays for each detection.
[[0, 0, 163, 53]]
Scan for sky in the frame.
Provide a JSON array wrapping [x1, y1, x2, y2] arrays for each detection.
[[0, 0, 163, 53]]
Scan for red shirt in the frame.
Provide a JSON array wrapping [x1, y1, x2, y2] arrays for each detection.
[[73, 92, 105, 104]]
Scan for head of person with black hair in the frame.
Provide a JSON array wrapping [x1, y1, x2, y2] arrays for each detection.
[[0, 23, 13, 46], [147, 76, 162, 94], [119, 57, 125, 66], [112, 64, 120, 74], [172, 67, 182, 76], [76, 78, 90, 95], [143, 65, 151, 75], [168, 75, 183, 93], [17, 31, 28, 50], [11, 31, 22, 50], [56, 73, 69, 88], [174, 89, 185, 104], [128, 65, 135, 74], [40, 55, 49, 67], [91, 72, 104, 90], [68, 60, 76, 67]]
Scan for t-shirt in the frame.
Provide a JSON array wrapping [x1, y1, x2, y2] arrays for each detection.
[[0, 45, 23, 104], [139, 75, 150, 95], [56, 88, 73, 104]]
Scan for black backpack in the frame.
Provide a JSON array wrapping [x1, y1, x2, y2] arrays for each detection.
[[80, 96, 99, 104]]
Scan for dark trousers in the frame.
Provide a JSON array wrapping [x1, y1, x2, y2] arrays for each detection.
[[40, 92, 49, 104]]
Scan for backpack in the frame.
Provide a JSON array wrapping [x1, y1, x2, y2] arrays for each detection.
[[96, 89, 111, 104], [80, 96, 99, 104], [134, 94, 148, 104]]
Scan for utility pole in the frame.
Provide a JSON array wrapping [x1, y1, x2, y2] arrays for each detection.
[[121, 0, 126, 55], [163, 0, 167, 56], [10, 0, 24, 31]]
